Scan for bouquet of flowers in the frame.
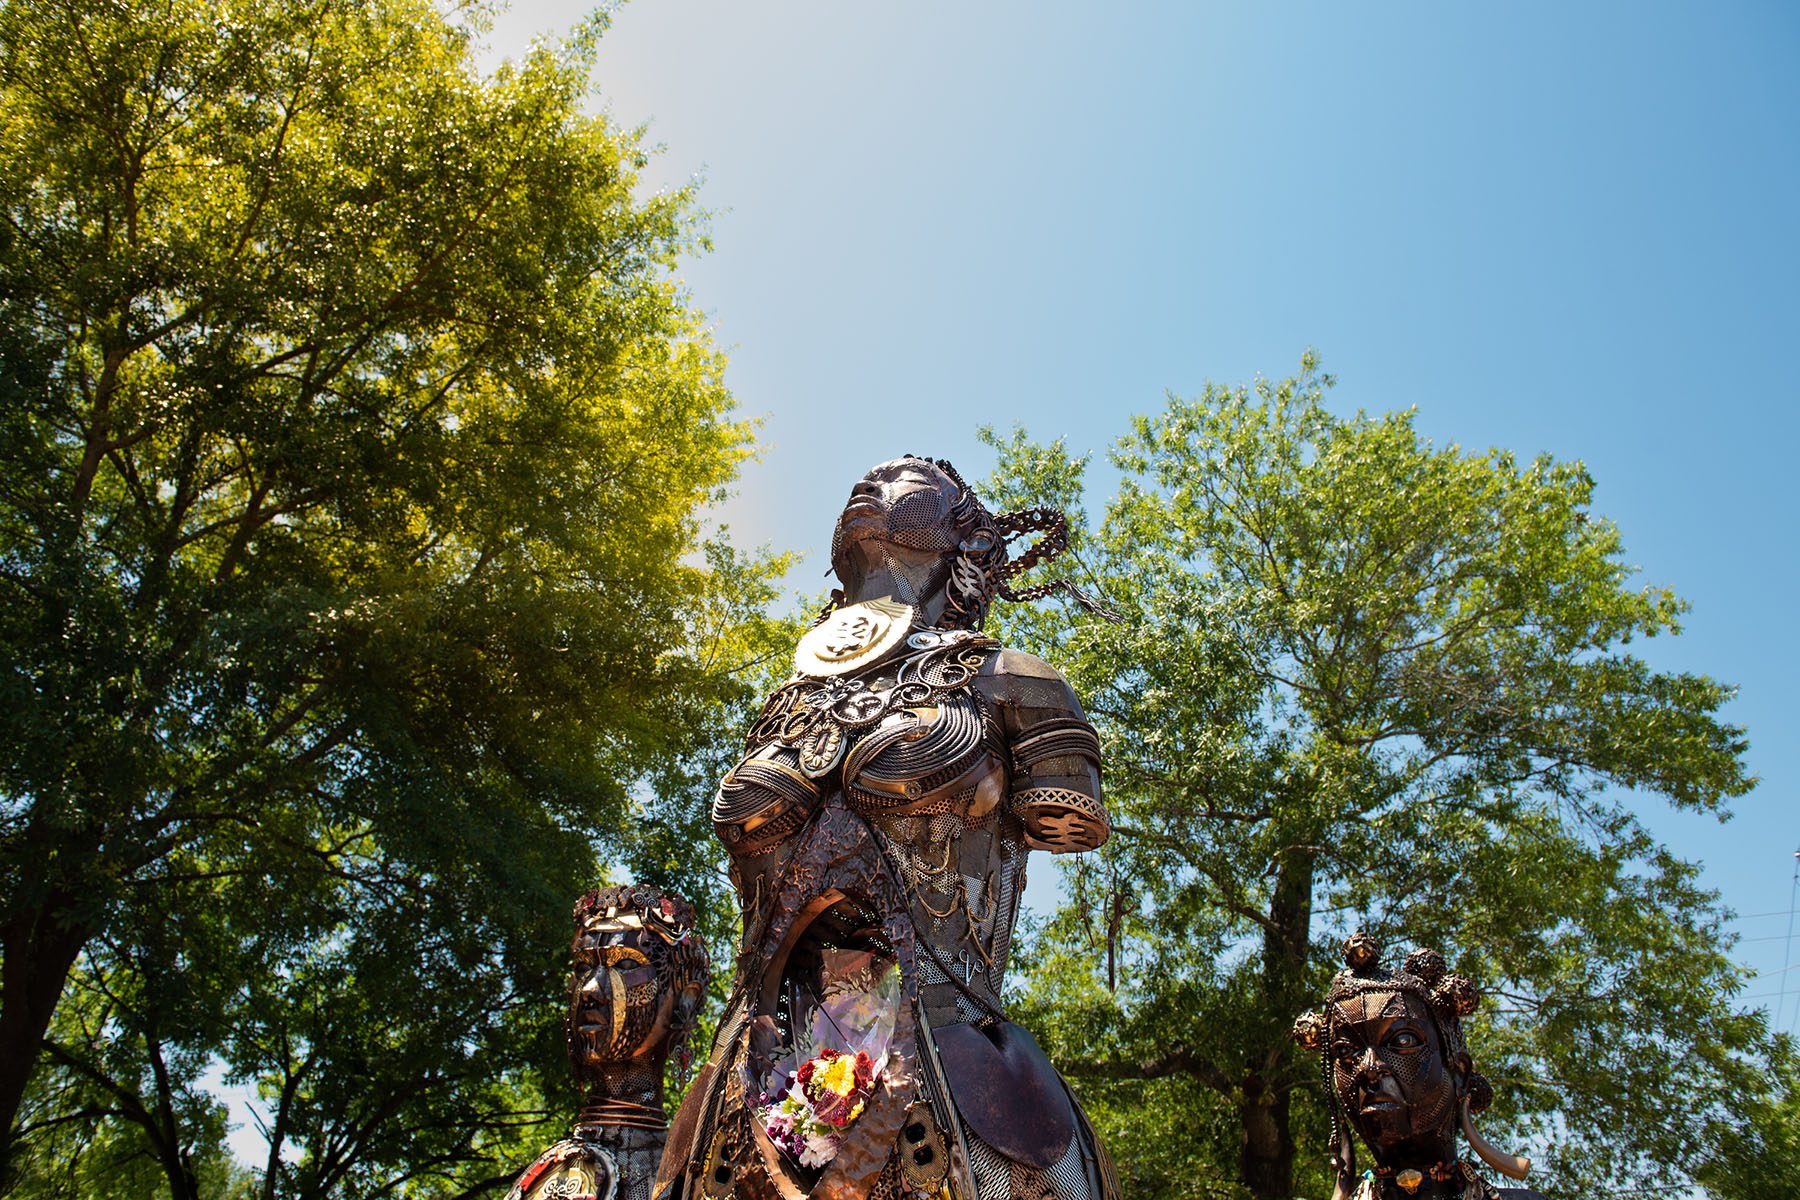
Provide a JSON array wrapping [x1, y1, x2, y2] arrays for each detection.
[[757, 1047, 878, 1169]]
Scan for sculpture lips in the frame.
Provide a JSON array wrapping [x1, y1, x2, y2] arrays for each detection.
[[1358, 1080, 1404, 1116], [837, 504, 887, 539]]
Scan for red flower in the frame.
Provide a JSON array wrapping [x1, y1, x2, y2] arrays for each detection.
[[795, 1047, 839, 1088]]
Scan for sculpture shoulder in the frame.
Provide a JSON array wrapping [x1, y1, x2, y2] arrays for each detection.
[[975, 646, 1087, 726], [981, 645, 1066, 683]]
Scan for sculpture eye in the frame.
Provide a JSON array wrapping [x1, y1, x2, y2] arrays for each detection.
[[1388, 1030, 1423, 1049], [1332, 1040, 1358, 1063]]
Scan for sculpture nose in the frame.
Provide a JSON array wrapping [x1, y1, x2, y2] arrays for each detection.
[[851, 479, 881, 500]]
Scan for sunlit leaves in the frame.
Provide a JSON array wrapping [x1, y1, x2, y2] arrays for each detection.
[[0, 0, 776, 1192]]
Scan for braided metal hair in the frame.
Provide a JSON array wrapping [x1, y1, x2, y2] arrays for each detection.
[[926, 456, 1116, 629]]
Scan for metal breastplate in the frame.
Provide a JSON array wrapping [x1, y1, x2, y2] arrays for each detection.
[[712, 630, 1002, 857]]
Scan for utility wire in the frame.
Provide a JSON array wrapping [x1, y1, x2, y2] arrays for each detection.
[[1779, 849, 1800, 1031]]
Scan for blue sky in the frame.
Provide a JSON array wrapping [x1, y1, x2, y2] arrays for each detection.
[[474, 0, 1796, 1015]]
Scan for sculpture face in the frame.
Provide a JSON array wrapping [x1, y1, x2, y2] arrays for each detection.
[[570, 912, 671, 1070], [829, 458, 964, 581], [1328, 989, 1457, 1156], [565, 889, 707, 1085], [511, 886, 710, 1200], [1295, 934, 1531, 1196]]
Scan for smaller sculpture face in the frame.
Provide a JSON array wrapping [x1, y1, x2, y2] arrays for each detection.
[[565, 886, 708, 1086], [1295, 934, 1532, 1196], [570, 916, 669, 1068], [1327, 989, 1458, 1156]]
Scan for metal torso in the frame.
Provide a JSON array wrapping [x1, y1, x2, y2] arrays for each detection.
[[718, 628, 1019, 1028]]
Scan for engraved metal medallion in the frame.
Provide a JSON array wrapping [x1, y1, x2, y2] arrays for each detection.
[[793, 597, 915, 678]]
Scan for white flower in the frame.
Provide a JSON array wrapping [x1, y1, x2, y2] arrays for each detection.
[[798, 1129, 839, 1169]]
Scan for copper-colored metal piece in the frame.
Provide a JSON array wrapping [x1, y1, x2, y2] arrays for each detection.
[[507, 884, 711, 1200], [1459, 1098, 1530, 1180], [896, 1101, 950, 1191], [701, 1122, 744, 1200], [1008, 786, 1110, 852], [671, 457, 1117, 1198], [932, 1020, 1075, 1170]]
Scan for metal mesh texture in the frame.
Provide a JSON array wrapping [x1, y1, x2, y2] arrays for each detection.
[[1331, 991, 1455, 1136], [873, 817, 970, 942], [864, 1159, 908, 1200], [989, 835, 1027, 981], [707, 1003, 746, 1081], [960, 1121, 1094, 1200]]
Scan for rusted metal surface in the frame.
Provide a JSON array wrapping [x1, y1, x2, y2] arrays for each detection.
[[933, 1021, 1075, 1170], [1293, 933, 1545, 1200]]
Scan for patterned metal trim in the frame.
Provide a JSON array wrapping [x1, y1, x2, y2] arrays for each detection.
[[1008, 787, 1109, 853]]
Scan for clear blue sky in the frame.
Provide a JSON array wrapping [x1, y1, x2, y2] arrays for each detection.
[[484, 0, 1798, 1015]]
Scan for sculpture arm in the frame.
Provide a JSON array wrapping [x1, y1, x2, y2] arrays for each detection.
[[979, 648, 1109, 853]]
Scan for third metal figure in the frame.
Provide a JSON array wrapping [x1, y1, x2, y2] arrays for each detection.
[[1292, 933, 1543, 1200], [509, 884, 710, 1200], [659, 457, 1119, 1200]]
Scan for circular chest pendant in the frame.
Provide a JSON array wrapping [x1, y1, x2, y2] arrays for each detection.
[[506, 1142, 617, 1200], [794, 597, 915, 678]]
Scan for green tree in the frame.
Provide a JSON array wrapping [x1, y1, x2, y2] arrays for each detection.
[[982, 356, 1763, 1200], [0, 0, 780, 1182], [1698, 1036, 1800, 1200]]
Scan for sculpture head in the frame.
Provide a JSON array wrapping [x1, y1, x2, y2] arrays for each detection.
[[827, 455, 1074, 629], [565, 883, 710, 1091], [1326, 985, 1461, 1159], [1294, 934, 1523, 1197]]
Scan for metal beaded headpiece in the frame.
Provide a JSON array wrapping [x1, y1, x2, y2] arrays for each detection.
[[827, 454, 1101, 630]]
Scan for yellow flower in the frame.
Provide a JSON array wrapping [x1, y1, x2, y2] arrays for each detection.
[[818, 1053, 860, 1097]]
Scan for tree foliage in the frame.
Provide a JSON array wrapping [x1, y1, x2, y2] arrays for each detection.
[[982, 356, 1763, 1200], [0, 0, 782, 1190], [1698, 1036, 1800, 1200]]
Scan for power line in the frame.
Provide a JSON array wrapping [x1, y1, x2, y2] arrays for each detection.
[[1779, 849, 1800, 1032]]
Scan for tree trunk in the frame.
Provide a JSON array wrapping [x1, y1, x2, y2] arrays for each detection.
[[0, 902, 90, 1174], [1240, 1078, 1296, 1200], [147, 1029, 204, 1200], [1238, 847, 1316, 1199]]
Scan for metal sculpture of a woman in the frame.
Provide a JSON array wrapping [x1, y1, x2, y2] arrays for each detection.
[[1292, 933, 1543, 1200], [658, 457, 1119, 1200]]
